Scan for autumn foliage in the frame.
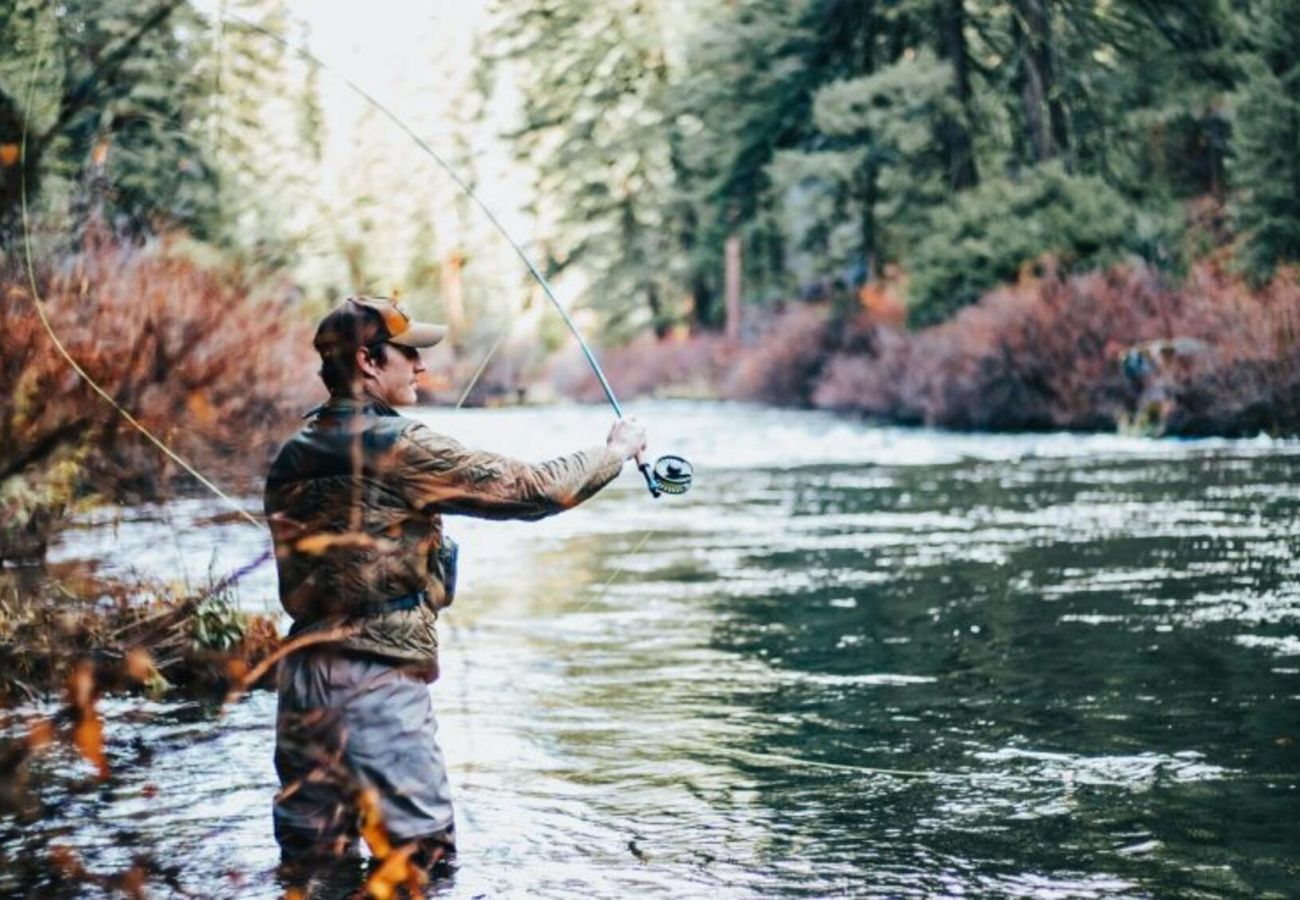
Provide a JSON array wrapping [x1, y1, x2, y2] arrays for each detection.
[[813, 260, 1300, 434], [0, 233, 318, 560], [550, 303, 835, 407], [551, 330, 738, 403], [558, 259, 1300, 437]]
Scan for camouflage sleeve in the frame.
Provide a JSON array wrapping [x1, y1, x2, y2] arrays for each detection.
[[398, 422, 625, 520]]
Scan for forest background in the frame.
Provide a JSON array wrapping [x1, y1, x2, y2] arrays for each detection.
[[2, 0, 1300, 564], [4, 4, 1299, 893]]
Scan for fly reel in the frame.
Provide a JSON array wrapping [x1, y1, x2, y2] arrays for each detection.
[[650, 454, 693, 497]]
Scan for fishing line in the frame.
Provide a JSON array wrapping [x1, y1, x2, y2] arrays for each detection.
[[216, 14, 535, 401], [18, 35, 262, 534], [564, 530, 653, 620], [16, 27, 283, 625], [210, 11, 698, 737], [20, 9, 700, 863], [455, 326, 511, 410], [222, 11, 692, 499], [15, 9, 505, 607], [729, 747, 1043, 782]]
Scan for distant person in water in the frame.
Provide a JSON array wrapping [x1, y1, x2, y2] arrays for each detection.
[[264, 296, 645, 881]]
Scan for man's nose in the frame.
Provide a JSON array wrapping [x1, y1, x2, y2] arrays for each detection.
[[414, 355, 427, 373]]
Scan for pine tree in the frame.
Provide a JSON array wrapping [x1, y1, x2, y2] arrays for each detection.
[[489, 0, 686, 338], [0, 0, 220, 243], [674, 0, 819, 318], [209, 0, 317, 271], [770, 50, 964, 283], [1229, 0, 1300, 279], [483, 0, 1293, 334]]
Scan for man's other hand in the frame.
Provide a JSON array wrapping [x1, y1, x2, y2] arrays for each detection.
[[606, 418, 648, 461]]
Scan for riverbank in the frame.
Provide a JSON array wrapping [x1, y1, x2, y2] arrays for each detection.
[[0, 565, 281, 895], [0, 565, 280, 708], [547, 259, 1300, 438]]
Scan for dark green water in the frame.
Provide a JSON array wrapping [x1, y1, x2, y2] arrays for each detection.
[[5, 403, 1299, 897]]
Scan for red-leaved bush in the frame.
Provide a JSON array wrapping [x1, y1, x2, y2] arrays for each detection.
[[551, 330, 740, 403], [813, 324, 921, 423], [1, 233, 317, 559], [813, 260, 1300, 434], [541, 259, 1300, 438], [722, 303, 834, 405]]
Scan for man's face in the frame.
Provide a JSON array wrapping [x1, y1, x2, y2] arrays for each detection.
[[367, 343, 425, 406]]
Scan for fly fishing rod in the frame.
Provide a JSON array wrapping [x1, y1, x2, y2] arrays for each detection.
[[224, 15, 692, 500], [541, 298, 692, 498]]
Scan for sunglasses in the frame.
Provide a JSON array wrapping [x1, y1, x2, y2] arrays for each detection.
[[363, 341, 421, 362]]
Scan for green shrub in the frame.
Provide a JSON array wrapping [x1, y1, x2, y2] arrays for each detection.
[[905, 164, 1146, 326], [1228, 0, 1300, 283], [190, 593, 248, 652]]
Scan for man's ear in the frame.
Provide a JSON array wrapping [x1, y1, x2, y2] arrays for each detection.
[[355, 346, 381, 379]]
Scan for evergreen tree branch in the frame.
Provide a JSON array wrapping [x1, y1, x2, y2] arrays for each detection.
[[40, 0, 188, 144]]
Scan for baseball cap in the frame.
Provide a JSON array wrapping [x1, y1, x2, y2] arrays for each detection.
[[314, 296, 448, 358]]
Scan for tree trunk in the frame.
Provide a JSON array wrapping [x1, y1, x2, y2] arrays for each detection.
[[0, 92, 41, 243], [1014, 0, 1069, 165], [859, 162, 878, 282], [724, 233, 742, 342], [646, 282, 669, 339], [856, 0, 883, 270], [440, 249, 466, 350], [675, 204, 722, 332], [689, 273, 718, 333], [938, 0, 979, 189], [0, 0, 187, 231]]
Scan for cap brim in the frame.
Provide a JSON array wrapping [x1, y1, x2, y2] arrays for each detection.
[[389, 321, 448, 348]]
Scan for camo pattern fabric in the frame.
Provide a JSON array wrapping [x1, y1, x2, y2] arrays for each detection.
[[264, 397, 623, 673]]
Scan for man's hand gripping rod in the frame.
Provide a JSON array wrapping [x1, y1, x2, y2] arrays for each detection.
[[546, 296, 692, 499]]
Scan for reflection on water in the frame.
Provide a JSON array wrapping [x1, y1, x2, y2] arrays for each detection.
[[8, 402, 1300, 897]]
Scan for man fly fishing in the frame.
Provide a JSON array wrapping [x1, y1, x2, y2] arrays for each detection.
[[264, 296, 647, 876]]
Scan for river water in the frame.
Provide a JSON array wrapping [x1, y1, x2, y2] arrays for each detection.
[[5, 401, 1299, 897]]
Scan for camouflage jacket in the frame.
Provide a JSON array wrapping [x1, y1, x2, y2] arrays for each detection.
[[264, 396, 624, 676]]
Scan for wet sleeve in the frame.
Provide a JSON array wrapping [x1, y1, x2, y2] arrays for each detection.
[[398, 423, 625, 520]]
